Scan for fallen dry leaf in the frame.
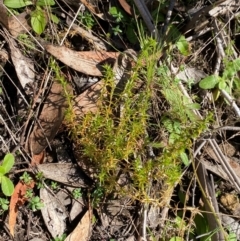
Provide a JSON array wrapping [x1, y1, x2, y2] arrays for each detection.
[[6, 32, 35, 88], [36, 163, 91, 187], [0, 0, 8, 29], [65, 209, 92, 241], [41, 41, 119, 76], [28, 81, 72, 154], [8, 12, 31, 38], [73, 81, 105, 117], [40, 188, 67, 238], [9, 181, 35, 236], [118, 0, 132, 15], [9, 152, 44, 236]]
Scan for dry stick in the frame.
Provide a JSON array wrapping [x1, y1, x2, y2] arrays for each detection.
[[132, 0, 156, 35], [60, 4, 83, 46], [161, 0, 176, 37]]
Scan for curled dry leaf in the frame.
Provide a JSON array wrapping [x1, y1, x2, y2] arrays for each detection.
[[6, 32, 35, 88], [28, 81, 72, 154], [41, 40, 119, 76], [65, 209, 92, 241]]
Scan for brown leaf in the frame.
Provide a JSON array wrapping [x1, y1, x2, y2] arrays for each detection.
[[8, 12, 31, 37], [9, 181, 35, 236], [28, 81, 72, 154], [41, 41, 119, 76], [73, 81, 105, 117], [8, 152, 44, 237], [118, 0, 132, 15], [0, 0, 8, 29], [65, 209, 92, 241]]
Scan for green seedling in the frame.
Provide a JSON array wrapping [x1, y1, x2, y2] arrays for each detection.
[[20, 171, 32, 185], [25, 188, 34, 199], [4, 0, 59, 34], [109, 6, 124, 23], [0, 197, 9, 214], [0, 153, 15, 196], [50, 181, 58, 190], [78, 10, 95, 29], [28, 196, 44, 211], [50, 233, 67, 241], [36, 171, 45, 189], [112, 25, 122, 36], [72, 188, 82, 199]]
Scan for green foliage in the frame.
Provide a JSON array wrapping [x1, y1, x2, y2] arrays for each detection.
[[0, 197, 9, 214], [50, 181, 58, 190], [4, 0, 59, 34], [72, 188, 82, 199], [78, 10, 95, 29], [50, 234, 67, 241], [25, 188, 34, 199], [20, 171, 32, 185], [112, 25, 122, 36], [28, 196, 44, 211], [0, 153, 15, 196], [199, 58, 240, 98], [35, 171, 45, 189], [109, 6, 124, 22]]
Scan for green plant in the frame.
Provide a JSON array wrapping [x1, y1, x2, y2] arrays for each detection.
[[35, 171, 45, 189], [199, 58, 240, 97], [20, 171, 32, 185], [109, 6, 124, 23], [77, 10, 95, 29], [72, 188, 82, 199], [0, 197, 9, 214], [50, 181, 58, 190], [112, 25, 122, 36], [25, 188, 34, 199], [28, 196, 44, 211], [0, 153, 15, 196], [4, 0, 59, 34], [50, 233, 67, 241]]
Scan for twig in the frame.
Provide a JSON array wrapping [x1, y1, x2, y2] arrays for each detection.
[[132, 0, 156, 35]]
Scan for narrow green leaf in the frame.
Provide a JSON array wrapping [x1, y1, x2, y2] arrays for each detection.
[[176, 35, 190, 56], [50, 14, 59, 24], [37, 0, 55, 6], [199, 75, 220, 89], [31, 9, 47, 34], [2, 153, 14, 173], [1, 176, 14, 196], [169, 237, 184, 241], [4, 0, 32, 8], [180, 152, 190, 166]]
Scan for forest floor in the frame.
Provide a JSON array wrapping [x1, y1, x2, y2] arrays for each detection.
[[0, 0, 240, 241]]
